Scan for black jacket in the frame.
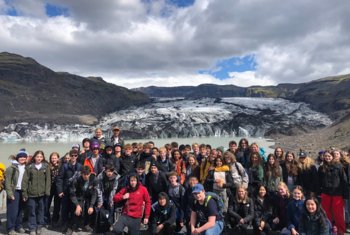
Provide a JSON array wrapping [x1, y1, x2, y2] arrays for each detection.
[[56, 162, 82, 194], [119, 153, 136, 176], [318, 162, 349, 198], [150, 198, 176, 234], [70, 174, 98, 208], [101, 153, 120, 173], [297, 165, 319, 196], [254, 196, 273, 227], [228, 197, 254, 224], [146, 171, 168, 203]]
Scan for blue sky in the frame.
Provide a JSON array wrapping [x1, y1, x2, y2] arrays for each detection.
[[1, 0, 349, 88]]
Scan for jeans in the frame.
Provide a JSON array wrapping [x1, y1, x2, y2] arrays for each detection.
[[6, 190, 25, 232], [114, 214, 142, 235], [27, 196, 45, 231], [200, 220, 224, 235]]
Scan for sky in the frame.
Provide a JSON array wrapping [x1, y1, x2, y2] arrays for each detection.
[[1, 0, 350, 89]]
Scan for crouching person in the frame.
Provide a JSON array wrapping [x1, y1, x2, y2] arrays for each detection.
[[150, 192, 176, 235], [68, 166, 98, 235], [190, 183, 224, 235], [113, 173, 151, 235]]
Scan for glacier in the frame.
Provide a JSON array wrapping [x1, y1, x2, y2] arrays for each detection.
[[0, 97, 333, 142]]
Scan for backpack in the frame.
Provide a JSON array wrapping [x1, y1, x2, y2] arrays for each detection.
[[195, 191, 224, 220]]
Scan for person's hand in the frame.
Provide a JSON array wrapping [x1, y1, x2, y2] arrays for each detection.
[[192, 228, 200, 235], [23, 197, 27, 202], [273, 217, 279, 224], [156, 224, 164, 233], [123, 193, 130, 200], [259, 220, 265, 230], [239, 218, 245, 224], [97, 203, 103, 208], [88, 207, 94, 215], [75, 205, 82, 216], [179, 222, 184, 227], [291, 228, 299, 235], [58, 192, 64, 198], [143, 218, 148, 224], [9, 195, 15, 200]]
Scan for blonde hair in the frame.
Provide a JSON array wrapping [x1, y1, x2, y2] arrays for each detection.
[[298, 156, 315, 171], [277, 182, 290, 198], [236, 185, 249, 203]]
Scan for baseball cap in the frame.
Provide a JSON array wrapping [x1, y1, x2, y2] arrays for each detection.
[[192, 183, 204, 194]]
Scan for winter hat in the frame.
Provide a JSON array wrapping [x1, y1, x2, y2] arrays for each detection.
[[16, 148, 28, 159], [72, 144, 80, 150]]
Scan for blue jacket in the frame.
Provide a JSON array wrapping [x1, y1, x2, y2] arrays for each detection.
[[287, 199, 304, 230]]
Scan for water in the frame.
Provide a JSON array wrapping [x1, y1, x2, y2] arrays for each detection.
[[0, 136, 275, 166]]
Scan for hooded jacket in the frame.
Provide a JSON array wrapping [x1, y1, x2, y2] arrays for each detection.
[[113, 174, 151, 219], [22, 162, 51, 198], [96, 170, 120, 205], [5, 161, 20, 198], [70, 174, 98, 208], [150, 194, 176, 232]]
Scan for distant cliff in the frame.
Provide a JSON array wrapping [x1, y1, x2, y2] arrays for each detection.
[[0, 52, 150, 126]]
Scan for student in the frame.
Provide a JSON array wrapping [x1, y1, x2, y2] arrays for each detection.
[[45, 152, 61, 228], [91, 127, 107, 149], [68, 166, 98, 235], [119, 144, 137, 176], [235, 138, 250, 167], [247, 152, 264, 196], [181, 155, 200, 188], [5, 149, 28, 235], [264, 154, 283, 195], [22, 150, 51, 235], [272, 182, 291, 231], [157, 147, 175, 173], [224, 151, 249, 190], [167, 171, 185, 232], [113, 173, 151, 235], [96, 164, 120, 232], [56, 149, 82, 233], [150, 192, 176, 235], [299, 197, 330, 235], [318, 150, 348, 235], [253, 184, 273, 235], [183, 176, 199, 235], [111, 126, 125, 147], [146, 162, 169, 204], [296, 151, 319, 197], [227, 186, 254, 234], [170, 150, 185, 183], [84, 140, 103, 175], [190, 183, 224, 235], [200, 150, 216, 185], [101, 142, 120, 172], [280, 151, 298, 192], [78, 138, 92, 165], [281, 186, 305, 235]]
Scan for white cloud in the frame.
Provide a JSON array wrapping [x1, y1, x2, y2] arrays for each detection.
[[0, 0, 350, 88]]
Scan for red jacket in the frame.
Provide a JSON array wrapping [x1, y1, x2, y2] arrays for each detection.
[[113, 184, 151, 219]]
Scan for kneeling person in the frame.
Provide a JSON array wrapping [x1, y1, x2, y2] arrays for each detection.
[[190, 184, 224, 235], [150, 192, 176, 235]]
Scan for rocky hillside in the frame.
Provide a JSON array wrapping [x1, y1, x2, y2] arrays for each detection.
[[135, 75, 350, 120], [0, 52, 150, 126]]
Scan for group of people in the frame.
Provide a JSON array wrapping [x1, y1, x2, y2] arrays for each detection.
[[1, 126, 350, 235]]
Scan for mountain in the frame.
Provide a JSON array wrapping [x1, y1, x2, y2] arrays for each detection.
[[0, 52, 150, 126], [135, 75, 350, 119]]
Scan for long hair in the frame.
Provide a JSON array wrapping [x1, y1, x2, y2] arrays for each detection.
[[31, 150, 47, 164], [285, 151, 298, 176], [277, 182, 290, 198], [238, 138, 249, 150], [274, 147, 285, 161], [265, 154, 281, 178], [249, 152, 262, 167], [303, 197, 328, 229], [236, 185, 249, 203], [298, 156, 315, 171], [223, 151, 236, 164]]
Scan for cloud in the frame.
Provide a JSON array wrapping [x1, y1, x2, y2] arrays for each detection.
[[0, 0, 350, 88]]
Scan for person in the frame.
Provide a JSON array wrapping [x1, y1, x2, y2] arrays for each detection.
[[5, 149, 28, 235], [150, 192, 176, 235], [298, 197, 330, 235], [247, 152, 264, 196], [101, 142, 120, 172], [281, 185, 305, 235], [113, 173, 151, 235], [318, 150, 348, 235], [96, 164, 120, 232], [22, 150, 51, 235], [167, 171, 185, 232], [0, 162, 5, 193], [264, 154, 283, 195], [170, 149, 185, 183], [228, 140, 238, 154], [92, 127, 107, 149], [280, 151, 298, 192], [78, 138, 92, 165], [146, 162, 169, 204], [227, 186, 254, 234], [157, 147, 175, 173], [56, 149, 82, 233], [296, 151, 319, 197], [183, 176, 199, 235], [274, 147, 285, 164], [271, 182, 291, 231], [190, 183, 224, 235], [224, 151, 249, 190], [45, 152, 61, 228], [84, 140, 103, 175], [68, 166, 98, 235], [111, 126, 125, 147], [200, 150, 216, 185], [119, 144, 137, 176], [181, 155, 200, 188], [253, 184, 273, 235], [235, 138, 250, 168]]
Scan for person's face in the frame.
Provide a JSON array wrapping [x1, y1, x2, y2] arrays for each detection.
[[306, 199, 317, 214], [70, 153, 78, 162], [268, 156, 275, 165], [275, 148, 283, 157], [188, 157, 195, 165], [324, 153, 333, 163], [152, 149, 159, 156], [113, 129, 120, 136], [105, 148, 113, 154], [237, 188, 246, 199], [251, 155, 258, 163], [150, 166, 158, 174], [169, 176, 177, 185], [136, 167, 145, 175], [286, 154, 294, 162], [200, 147, 207, 155], [95, 129, 102, 138], [258, 186, 266, 198], [278, 186, 287, 197], [133, 146, 138, 153], [333, 151, 341, 161], [251, 145, 259, 153], [158, 197, 166, 206], [293, 189, 303, 200], [215, 158, 222, 166], [18, 156, 27, 165], [114, 146, 121, 153], [193, 190, 205, 201], [35, 153, 44, 164], [160, 150, 166, 159], [105, 170, 114, 178], [144, 147, 151, 154], [184, 148, 191, 155], [193, 145, 199, 153], [240, 140, 248, 148], [83, 141, 90, 149], [130, 177, 137, 187], [92, 148, 100, 155], [229, 144, 237, 152], [50, 154, 59, 165], [65, 154, 71, 162], [173, 151, 181, 160], [224, 155, 231, 163], [189, 177, 198, 187], [125, 148, 132, 155], [82, 173, 90, 181]]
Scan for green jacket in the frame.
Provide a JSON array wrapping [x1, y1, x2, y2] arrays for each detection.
[[22, 162, 51, 198], [5, 164, 20, 199]]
